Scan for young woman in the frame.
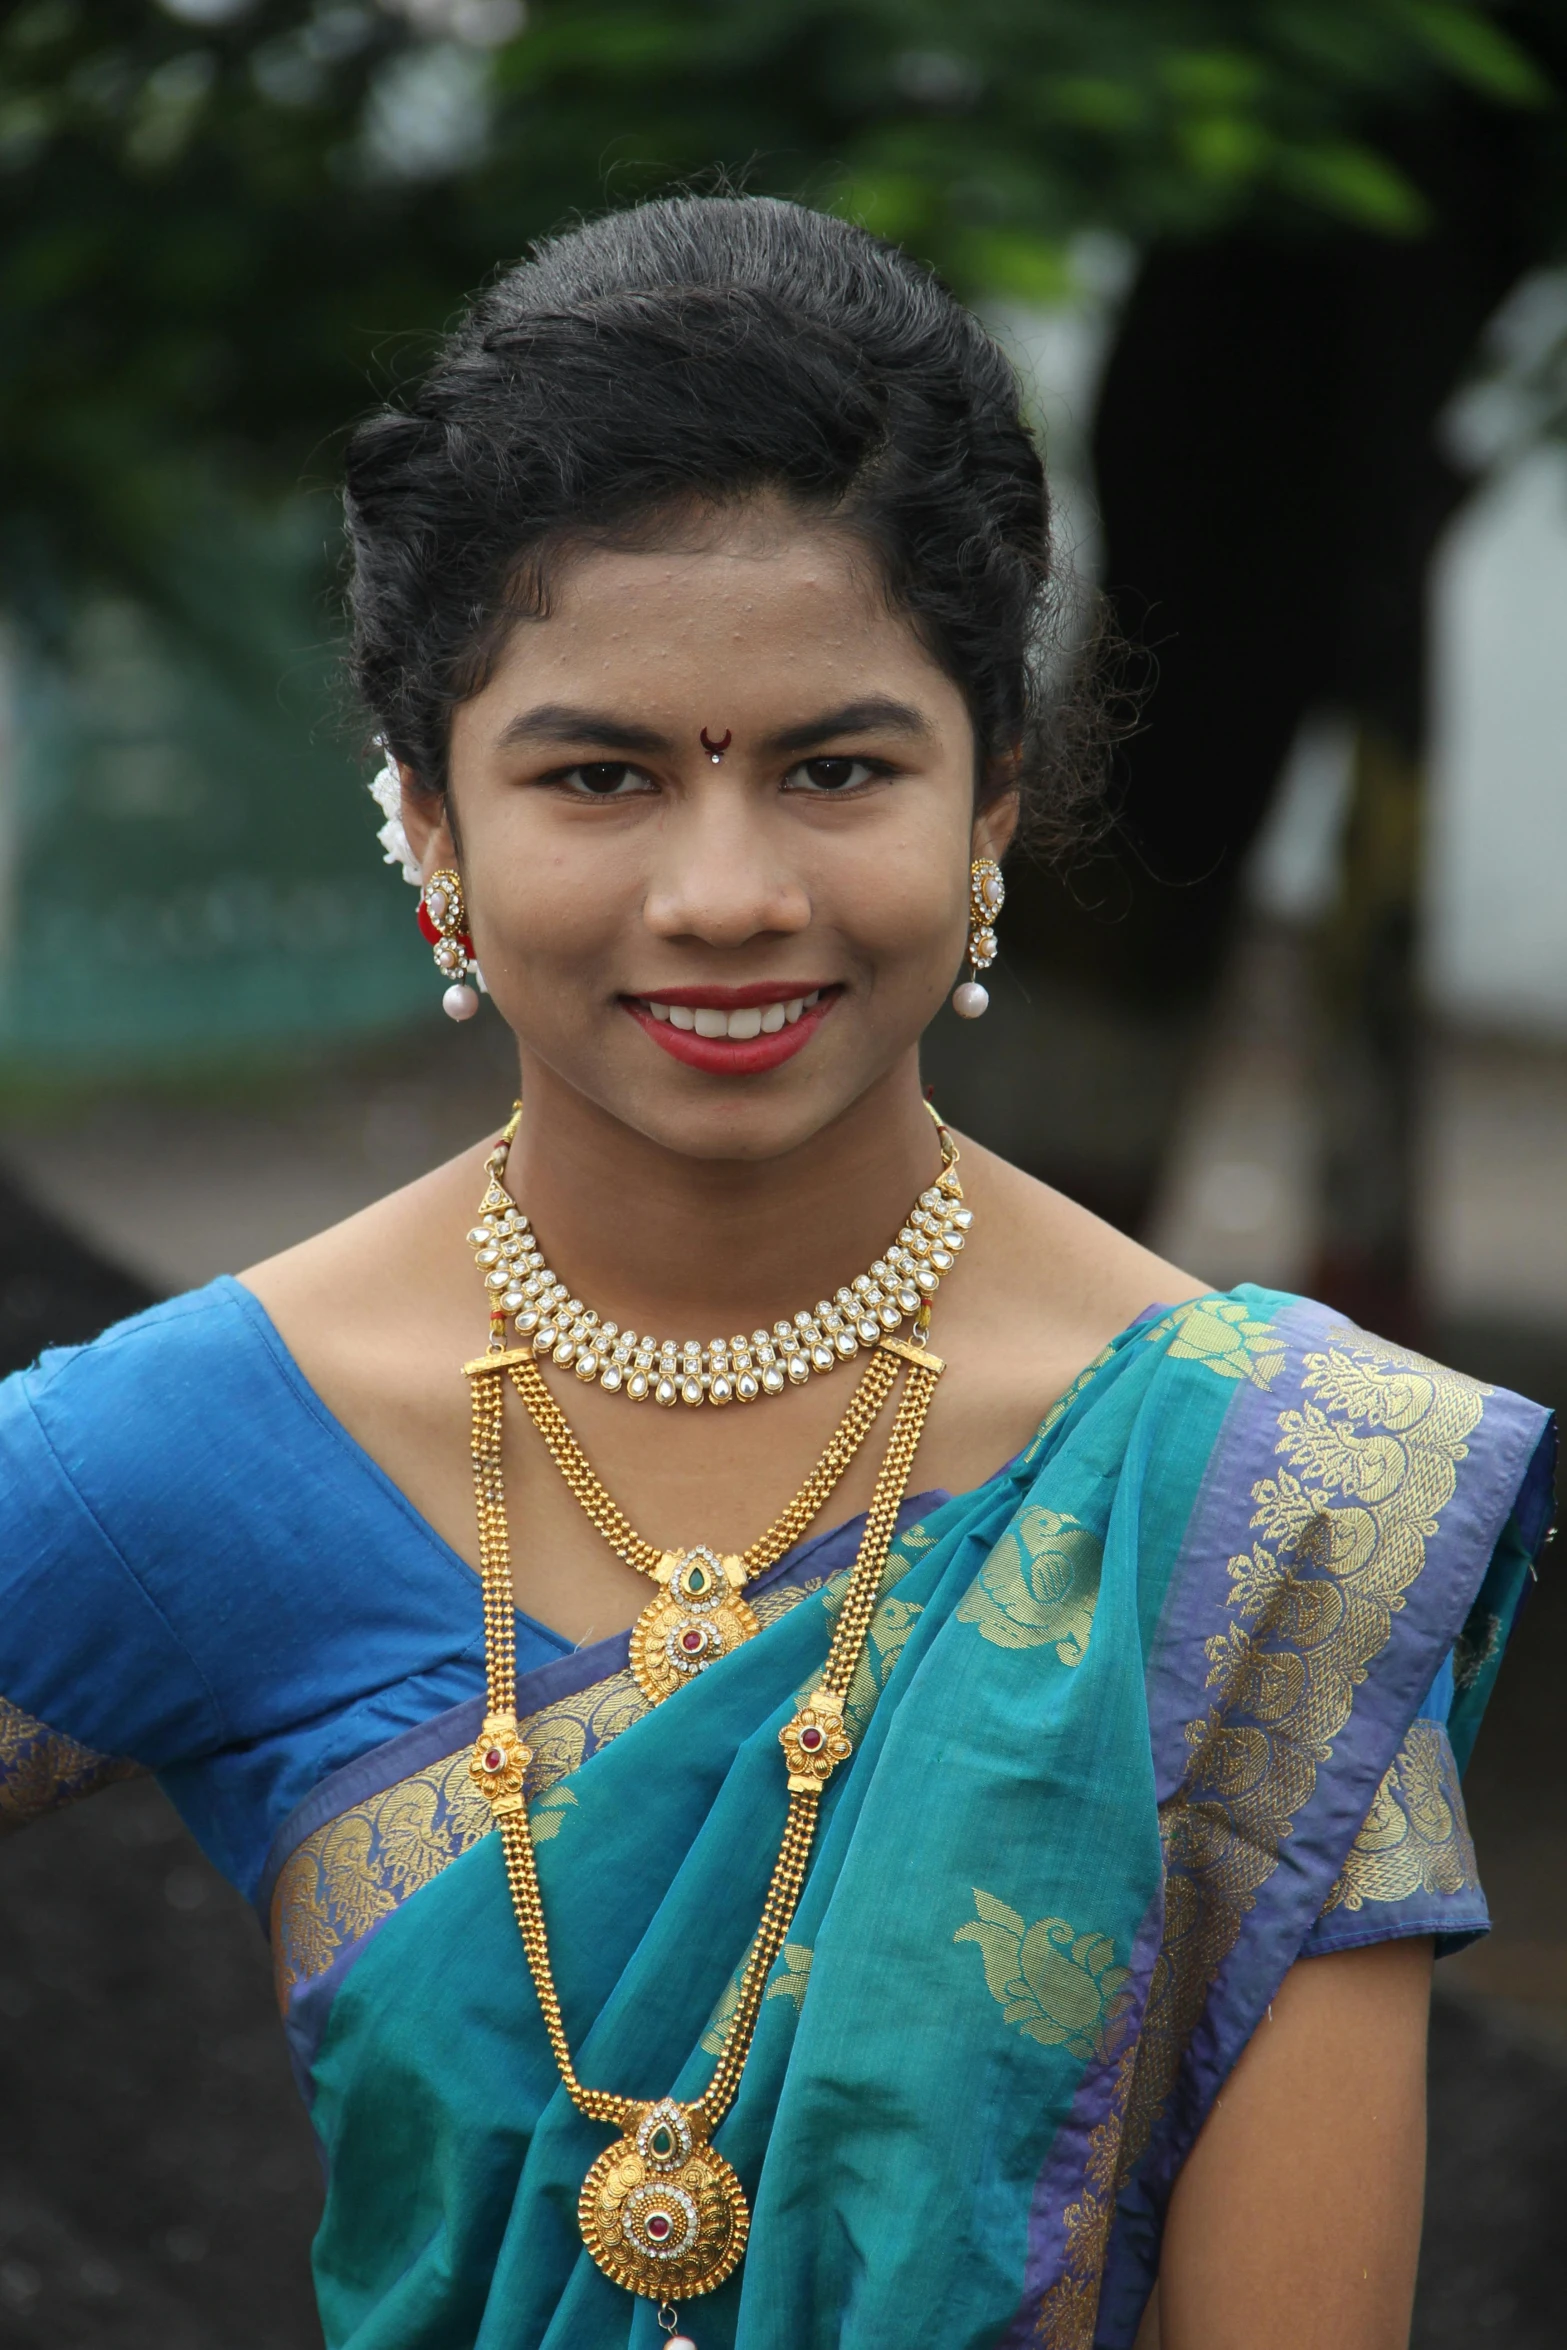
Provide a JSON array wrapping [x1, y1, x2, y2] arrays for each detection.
[[0, 196, 1553, 2350]]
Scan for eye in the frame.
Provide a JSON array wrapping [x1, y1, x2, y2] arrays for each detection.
[[782, 756, 885, 795], [553, 762, 656, 798]]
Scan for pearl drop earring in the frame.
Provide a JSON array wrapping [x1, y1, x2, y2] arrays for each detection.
[[418, 868, 481, 1020], [952, 858, 1003, 1018]]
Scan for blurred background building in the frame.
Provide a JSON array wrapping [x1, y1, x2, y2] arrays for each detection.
[[0, 2, 1564, 2342]]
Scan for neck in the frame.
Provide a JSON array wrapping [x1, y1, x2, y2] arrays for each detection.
[[501, 1050, 944, 1336]]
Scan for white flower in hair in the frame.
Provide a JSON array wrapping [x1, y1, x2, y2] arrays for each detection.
[[368, 739, 422, 886]]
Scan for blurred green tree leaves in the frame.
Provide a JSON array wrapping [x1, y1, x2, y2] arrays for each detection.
[[0, 0, 1558, 610]]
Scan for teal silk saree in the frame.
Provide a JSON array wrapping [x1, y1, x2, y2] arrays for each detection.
[[0, 1283, 1553, 2347], [278, 1293, 1551, 2349]]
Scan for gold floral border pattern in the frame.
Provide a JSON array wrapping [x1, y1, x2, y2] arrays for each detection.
[[1322, 1718, 1478, 1913], [1036, 2024, 1140, 2350], [0, 1692, 140, 1832], [270, 1567, 848, 2008], [272, 1661, 652, 2005], [1038, 1327, 1487, 2348]]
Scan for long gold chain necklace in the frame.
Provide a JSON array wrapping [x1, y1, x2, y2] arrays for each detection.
[[468, 1105, 969, 1406], [467, 1103, 972, 1706], [463, 1323, 945, 2331], [502, 1343, 902, 1705]]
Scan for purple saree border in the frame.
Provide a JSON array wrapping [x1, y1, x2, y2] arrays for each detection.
[[994, 1888, 1168, 2350], [269, 1487, 951, 2108], [256, 1655, 581, 1931], [253, 1303, 1173, 1932], [255, 1487, 948, 1931], [1092, 1296, 1553, 2344]]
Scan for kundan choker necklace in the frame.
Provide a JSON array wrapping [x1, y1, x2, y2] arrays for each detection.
[[466, 1102, 972, 1706], [463, 1299, 945, 2334], [468, 1104, 970, 1406]]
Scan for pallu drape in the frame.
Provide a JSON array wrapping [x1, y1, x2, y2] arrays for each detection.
[[245, 1292, 1549, 2350]]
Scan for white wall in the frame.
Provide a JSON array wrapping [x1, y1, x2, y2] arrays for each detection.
[[1426, 390, 1567, 1036]]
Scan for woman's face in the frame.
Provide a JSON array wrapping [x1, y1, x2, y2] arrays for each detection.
[[404, 497, 1013, 1163]]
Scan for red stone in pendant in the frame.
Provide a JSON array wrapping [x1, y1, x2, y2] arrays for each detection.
[[680, 1630, 706, 1654], [483, 1747, 504, 1770], [799, 1725, 824, 1751], [645, 2212, 672, 2240]]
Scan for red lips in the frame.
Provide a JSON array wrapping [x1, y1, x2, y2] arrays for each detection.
[[622, 988, 839, 1075]]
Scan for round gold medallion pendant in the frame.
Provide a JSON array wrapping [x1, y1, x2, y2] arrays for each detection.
[[578, 2099, 749, 2298], [629, 1548, 760, 1706]]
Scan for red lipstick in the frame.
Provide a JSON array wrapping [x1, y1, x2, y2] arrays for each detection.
[[621, 985, 840, 1075]]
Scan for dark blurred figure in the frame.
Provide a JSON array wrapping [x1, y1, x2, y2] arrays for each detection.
[[0, 1191, 323, 2347], [0, 1174, 152, 1377], [1016, 43, 1566, 1339]]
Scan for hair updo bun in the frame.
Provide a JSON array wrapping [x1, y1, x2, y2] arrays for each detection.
[[344, 192, 1103, 853]]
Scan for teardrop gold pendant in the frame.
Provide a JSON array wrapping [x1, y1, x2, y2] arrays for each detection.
[[628, 1548, 761, 1705], [578, 2099, 750, 2298]]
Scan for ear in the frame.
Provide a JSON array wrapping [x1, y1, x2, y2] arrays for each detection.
[[398, 769, 457, 882], [972, 785, 1020, 866]]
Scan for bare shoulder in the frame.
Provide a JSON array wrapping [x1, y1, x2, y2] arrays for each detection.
[[956, 1133, 1208, 1349], [237, 1134, 497, 1379], [903, 1132, 1209, 1482]]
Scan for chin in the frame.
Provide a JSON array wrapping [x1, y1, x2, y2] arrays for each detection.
[[632, 1096, 836, 1166], [614, 1059, 873, 1166]]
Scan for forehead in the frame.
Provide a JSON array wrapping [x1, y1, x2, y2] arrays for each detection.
[[469, 500, 963, 724]]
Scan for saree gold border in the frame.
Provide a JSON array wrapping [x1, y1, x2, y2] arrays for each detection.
[[0, 1692, 140, 1832], [270, 1572, 833, 2008], [1322, 1718, 1479, 1913], [1036, 1328, 1488, 2349]]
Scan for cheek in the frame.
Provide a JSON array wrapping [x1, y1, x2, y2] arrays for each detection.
[[826, 837, 970, 972], [472, 824, 637, 978]]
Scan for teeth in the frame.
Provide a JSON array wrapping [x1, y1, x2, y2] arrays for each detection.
[[644, 989, 824, 1038]]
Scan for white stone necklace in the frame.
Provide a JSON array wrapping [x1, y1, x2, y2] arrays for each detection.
[[468, 1104, 971, 1409]]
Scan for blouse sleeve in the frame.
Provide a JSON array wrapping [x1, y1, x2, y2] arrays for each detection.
[[0, 1332, 224, 1834], [1301, 1502, 1548, 1961], [0, 1279, 503, 1900]]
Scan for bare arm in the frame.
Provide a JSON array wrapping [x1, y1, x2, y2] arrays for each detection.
[[1134, 1939, 1433, 2350]]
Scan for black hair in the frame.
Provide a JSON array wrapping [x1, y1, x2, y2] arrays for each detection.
[[344, 193, 1106, 853]]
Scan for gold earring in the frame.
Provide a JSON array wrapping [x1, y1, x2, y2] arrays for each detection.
[[419, 867, 479, 1021], [952, 858, 1003, 1019]]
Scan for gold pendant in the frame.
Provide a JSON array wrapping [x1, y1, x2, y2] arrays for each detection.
[[579, 2099, 749, 2299], [628, 1548, 760, 1706]]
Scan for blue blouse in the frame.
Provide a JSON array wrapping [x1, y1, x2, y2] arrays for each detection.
[[2, 1276, 1545, 1950], [0, 1277, 574, 1899], [3, 1276, 1554, 2350]]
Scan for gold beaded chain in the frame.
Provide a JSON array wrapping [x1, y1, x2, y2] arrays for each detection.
[[500, 1342, 904, 1705], [503, 1344, 900, 1584], [468, 1100, 969, 1705], [462, 1325, 944, 2318], [474, 1344, 892, 1710]]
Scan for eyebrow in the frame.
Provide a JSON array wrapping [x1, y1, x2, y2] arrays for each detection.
[[491, 695, 934, 761], [762, 697, 934, 756], [493, 704, 674, 756]]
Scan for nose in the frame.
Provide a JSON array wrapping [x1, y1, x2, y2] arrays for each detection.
[[641, 792, 811, 948]]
